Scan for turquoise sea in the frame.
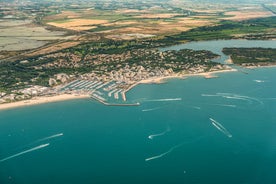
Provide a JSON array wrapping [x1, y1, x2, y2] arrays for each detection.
[[0, 40, 276, 184]]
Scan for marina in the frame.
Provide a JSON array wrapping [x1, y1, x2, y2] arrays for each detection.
[[59, 79, 134, 106]]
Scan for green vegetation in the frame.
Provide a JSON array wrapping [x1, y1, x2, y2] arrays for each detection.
[[59, 16, 276, 61], [156, 16, 276, 44], [0, 45, 220, 92], [1, 14, 275, 93], [222, 47, 276, 64], [88, 25, 127, 32], [127, 49, 220, 72], [1, 0, 276, 97], [1, 15, 269, 93], [0, 57, 94, 92], [64, 39, 154, 55]]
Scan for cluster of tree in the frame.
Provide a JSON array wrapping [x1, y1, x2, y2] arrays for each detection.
[[222, 47, 276, 64], [154, 16, 276, 44]]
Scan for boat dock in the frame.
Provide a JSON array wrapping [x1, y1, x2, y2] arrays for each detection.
[[60, 80, 133, 105]]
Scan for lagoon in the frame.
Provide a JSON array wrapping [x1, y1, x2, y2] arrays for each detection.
[[161, 39, 276, 64]]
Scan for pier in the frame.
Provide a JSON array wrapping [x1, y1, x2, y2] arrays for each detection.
[[90, 96, 139, 106], [60, 79, 134, 105]]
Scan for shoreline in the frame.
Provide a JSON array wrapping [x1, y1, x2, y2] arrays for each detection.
[[0, 67, 252, 111], [125, 68, 238, 93], [0, 94, 90, 111], [244, 64, 276, 69]]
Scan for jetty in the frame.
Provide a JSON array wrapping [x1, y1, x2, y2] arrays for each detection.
[[60, 79, 137, 106]]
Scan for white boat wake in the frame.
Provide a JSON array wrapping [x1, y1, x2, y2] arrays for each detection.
[[145, 143, 182, 162], [209, 118, 232, 138], [145, 150, 171, 162], [202, 93, 263, 106], [217, 93, 263, 104], [211, 104, 237, 108], [193, 106, 201, 110], [146, 98, 182, 102], [33, 133, 63, 144], [0, 143, 50, 163], [222, 95, 251, 102], [253, 80, 266, 83], [201, 94, 220, 97], [145, 136, 205, 162], [148, 127, 171, 139], [142, 107, 162, 112]]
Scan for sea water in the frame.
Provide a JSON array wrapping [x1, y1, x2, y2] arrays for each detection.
[[0, 66, 276, 184]]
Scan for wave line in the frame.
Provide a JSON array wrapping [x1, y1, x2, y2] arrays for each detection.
[[0, 143, 50, 163]]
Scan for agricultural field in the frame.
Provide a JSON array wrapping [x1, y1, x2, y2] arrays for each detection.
[[41, 1, 275, 40], [222, 6, 274, 21], [0, 19, 69, 51], [0, 0, 275, 102], [0, 0, 274, 58]]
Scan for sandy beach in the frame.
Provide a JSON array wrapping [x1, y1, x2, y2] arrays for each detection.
[[136, 68, 237, 85], [0, 94, 90, 111], [122, 68, 238, 100], [225, 58, 233, 64]]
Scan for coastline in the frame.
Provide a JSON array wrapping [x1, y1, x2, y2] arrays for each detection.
[[245, 64, 276, 69], [126, 68, 238, 92], [0, 94, 90, 111], [0, 68, 238, 111]]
